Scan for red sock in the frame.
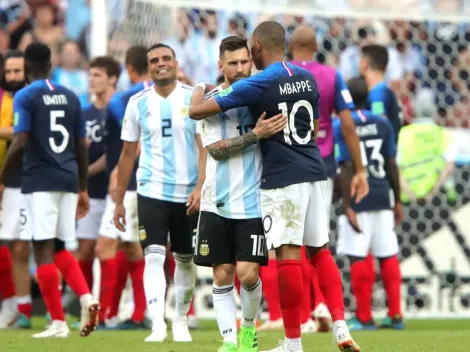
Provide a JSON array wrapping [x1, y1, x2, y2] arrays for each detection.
[[187, 296, 196, 316], [37, 264, 64, 321], [380, 255, 402, 319], [310, 266, 326, 309], [18, 302, 33, 318], [79, 260, 94, 292], [277, 260, 302, 338], [0, 246, 16, 299], [350, 259, 374, 322], [54, 250, 90, 297], [310, 249, 345, 322], [234, 275, 241, 295], [108, 251, 129, 318], [99, 258, 117, 322], [129, 259, 145, 322], [260, 259, 282, 321], [300, 248, 312, 324]]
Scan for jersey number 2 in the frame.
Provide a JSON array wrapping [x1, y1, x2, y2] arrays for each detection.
[[50, 111, 69, 154], [278, 100, 314, 145]]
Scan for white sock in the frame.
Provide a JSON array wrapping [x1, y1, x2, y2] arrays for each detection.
[[240, 278, 262, 327], [16, 295, 32, 305], [333, 320, 350, 340], [173, 253, 196, 324], [79, 293, 93, 308], [144, 245, 167, 330], [285, 337, 302, 351], [213, 284, 237, 345]]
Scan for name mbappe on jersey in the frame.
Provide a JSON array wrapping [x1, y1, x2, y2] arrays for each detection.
[[214, 61, 327, 189], [13, 79, 85, 194], [333, 110, 397, 212]]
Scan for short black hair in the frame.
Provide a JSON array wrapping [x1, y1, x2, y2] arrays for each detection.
[[4, 49, 23, 62], [219, 36, 249, 59], [347, 77, 369, 109], [125, 46, 148, 75], [147, 43, 176, 58], [89, 56, 121, 80], [24, 43, 51, 77], [252, 21, 285, 52], [361, 44, 388, 72]]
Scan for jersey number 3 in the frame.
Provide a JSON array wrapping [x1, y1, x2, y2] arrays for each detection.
[[360, 139, 385, 178], [278, 100, 314, 145], [50, 110, 69, 154]]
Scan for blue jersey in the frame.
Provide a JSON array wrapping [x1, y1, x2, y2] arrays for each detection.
[[14, 79, 85, 194], [4, 91, 23, 189], [106, 81, 151, 191], [215, 61, 326, 189], [83, 104, 107, 199], [367, 81, 402, 142], [334, 110, 396, 212]]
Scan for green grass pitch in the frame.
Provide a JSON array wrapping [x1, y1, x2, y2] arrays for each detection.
[[0, 318, 469, 351]]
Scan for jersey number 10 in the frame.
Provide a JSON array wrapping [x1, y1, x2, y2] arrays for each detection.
[[278, 100, 314, 145], [50, 111, 69, 154]]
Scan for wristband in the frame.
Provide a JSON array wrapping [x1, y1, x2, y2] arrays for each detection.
[[196, 82, 206, 92]]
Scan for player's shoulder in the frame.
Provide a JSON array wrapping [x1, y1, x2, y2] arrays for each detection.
[[129, 86, 152, 103], [205, 85, 223, 100], [179, 83, 194, 92]]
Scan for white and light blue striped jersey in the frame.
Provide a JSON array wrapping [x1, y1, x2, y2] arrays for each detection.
[[200, 86, 262, 219], [121, 82, 200, 203]]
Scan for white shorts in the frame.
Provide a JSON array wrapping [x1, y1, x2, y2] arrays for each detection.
[[337, 210, 399, 258], [76, 198, 106, 240], [99, 192, 139, 242], [261, 181, 330, 249], [0, 188, 22, 241], [324, 178, 334, 225], [20, 192, 78, 242]]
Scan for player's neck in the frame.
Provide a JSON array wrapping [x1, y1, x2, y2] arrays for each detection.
[[262, 53, 285, 69], [292, 51, 314, 62], [28, 74, 48, 83], [366, 71, 385, 89], [154, 80, 177, 98], [94, 89, 115, 109]]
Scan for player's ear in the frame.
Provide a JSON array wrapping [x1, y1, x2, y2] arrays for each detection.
[[218, 60, 223, 73]]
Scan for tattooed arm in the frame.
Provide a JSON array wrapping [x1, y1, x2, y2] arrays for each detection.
[[206, 131, 259, 161]]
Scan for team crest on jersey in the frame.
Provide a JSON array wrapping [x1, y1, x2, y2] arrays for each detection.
[[181, 105, 189, 116], [199, 241, 209, 256], [139, 226, 147, 241]]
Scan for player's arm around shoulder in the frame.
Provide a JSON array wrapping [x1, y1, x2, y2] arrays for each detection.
[[188, 83, 221, 120]]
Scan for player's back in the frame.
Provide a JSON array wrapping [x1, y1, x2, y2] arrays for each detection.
[[14, 80, 83, 193], [334, 110, 396, 212], [367, 81, 402, 141], [217, 61, 326, 189], [106, 81, 151, 190]]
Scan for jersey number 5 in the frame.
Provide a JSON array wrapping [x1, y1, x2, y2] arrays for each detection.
[[50, 110, 69, 154], [360, 139, 385, 179], [278, 100, 314, 145]]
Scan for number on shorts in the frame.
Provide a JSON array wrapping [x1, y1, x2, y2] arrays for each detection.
[[359, 139, 385, 179], [20, 209, 27, 225], [49, 110, 69, 153], [250, 234, 266, 257], [278, 100, 314, 145]]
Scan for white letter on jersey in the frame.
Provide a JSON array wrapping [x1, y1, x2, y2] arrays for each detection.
[[49, 110, 69, 153], [360, 139, 386, 179], [278, 100, 314, 145]]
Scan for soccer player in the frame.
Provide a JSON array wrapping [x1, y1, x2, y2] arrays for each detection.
[[334, 76, 403, 330], [0, 43, 99, 338], [0, 50, 34, 329], [189, 21, 367, 352], [289, 24, 357, 333], [192, 36, 286, 352], [358, 44, 403, 328], [94, 46, 149, 329], [360, 44, 402, 141], [114, 43, 205, 343], [75, 57, 121, 293]]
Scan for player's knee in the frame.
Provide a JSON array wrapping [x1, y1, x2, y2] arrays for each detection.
[[78, 240, 96, 261], [95, 237, 117, 260], [121, 241, 143, 261], [32, 240, 55, 265], [348, 255, 367, 264], [174, 253, 194, 271], [238, 270, 260, 289], [12, 241, 30, 262], [305, 243, 329, 258], [213, 264, 235, 286], [0, 240, 7, 247]]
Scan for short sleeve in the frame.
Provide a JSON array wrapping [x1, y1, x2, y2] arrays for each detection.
[[13, 90, 32, 133], [334, 70, 355, 112], [200, 115, 223, 148], [333, 119, 351, 163], [214, 74, 266, 112], [382, 118, 397, 158], [121, 100, 140, 142]]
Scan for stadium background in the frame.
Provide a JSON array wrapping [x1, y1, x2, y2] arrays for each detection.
[[2, 0, 470, 320]]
